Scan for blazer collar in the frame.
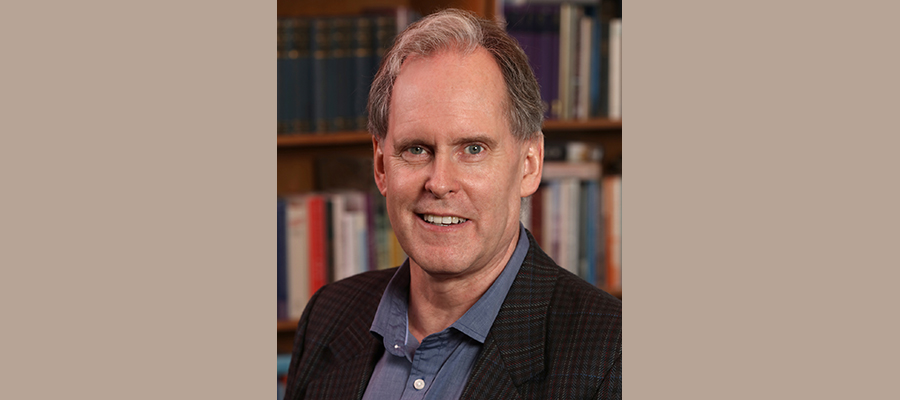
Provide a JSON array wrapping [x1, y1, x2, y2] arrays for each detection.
[[467, 229, 559, 389]]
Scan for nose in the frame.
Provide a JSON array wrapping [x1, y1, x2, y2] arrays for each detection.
[[424, 154, 459, 198]]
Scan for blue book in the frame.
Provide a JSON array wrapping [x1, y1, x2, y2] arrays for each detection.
[[277, 354, 292, 375], [311, 19, 329, 133], [295, 18, 312, 133], [277, 198, 287, 319], [352, 16, 375, 131], [329, 17, 354, 131], [588, 7, 604, 118]]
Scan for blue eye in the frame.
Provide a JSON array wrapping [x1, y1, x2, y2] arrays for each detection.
[[465, 145, 483, 155], [408, 146, 425, 155]]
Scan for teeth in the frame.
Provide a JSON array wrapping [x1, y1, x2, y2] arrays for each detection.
[[422, 214, 467, 226]]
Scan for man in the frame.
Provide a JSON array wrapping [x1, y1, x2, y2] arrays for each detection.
[[284, 9, 621, 400]]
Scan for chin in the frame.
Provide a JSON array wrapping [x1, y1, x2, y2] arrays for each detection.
[[408, 249, 472, 276]]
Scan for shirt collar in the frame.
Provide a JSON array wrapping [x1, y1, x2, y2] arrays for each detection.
[[370, 224, 530, 351]]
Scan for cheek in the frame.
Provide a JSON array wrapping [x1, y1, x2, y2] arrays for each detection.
[[385, 165, 423, 200]]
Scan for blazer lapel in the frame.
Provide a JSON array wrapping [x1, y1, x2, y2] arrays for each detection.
[[306, 295, 385, 399], [461, 229, 558, 398]]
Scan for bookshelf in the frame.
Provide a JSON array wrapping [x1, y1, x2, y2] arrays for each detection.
[[277, 0, 622, 355]]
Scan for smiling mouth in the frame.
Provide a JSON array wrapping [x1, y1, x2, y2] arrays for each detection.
[[419, 214, 468, 227]]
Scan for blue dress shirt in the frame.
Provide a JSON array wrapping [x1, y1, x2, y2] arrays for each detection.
[[362, 224, 530, 400]]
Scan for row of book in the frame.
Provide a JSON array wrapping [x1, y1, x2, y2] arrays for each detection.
[[277, 354, 290, 400], [277, 4, 622, 135], [504, 3, 622, 120], [277, 167, 621, 322], [276, 191, 407, 320], [524, 160, 622, 291], [277, 8, 421, 135]]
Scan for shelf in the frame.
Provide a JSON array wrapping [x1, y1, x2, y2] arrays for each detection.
[[277, 118, 622, 148], [542, 118, 622, 132], [277, 132, 373, 147]]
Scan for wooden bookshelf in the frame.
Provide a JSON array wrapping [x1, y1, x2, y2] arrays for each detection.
[[277, 131, 372, 147], [278, 0, 623, 356]]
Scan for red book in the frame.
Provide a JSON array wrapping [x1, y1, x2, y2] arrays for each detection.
[[307, 195, 329, 295]]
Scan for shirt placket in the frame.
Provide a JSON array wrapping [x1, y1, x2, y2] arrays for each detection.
[[399, 331, 452, 400]]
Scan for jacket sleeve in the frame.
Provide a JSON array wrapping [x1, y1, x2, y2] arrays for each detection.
[[283, 289, 322, 400], [594, 352, 622, 400]]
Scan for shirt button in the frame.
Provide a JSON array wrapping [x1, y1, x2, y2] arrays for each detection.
[[413, 379, 425, 390]]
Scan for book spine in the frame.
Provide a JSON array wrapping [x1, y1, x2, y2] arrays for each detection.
[[590, 10, 603, 118], [307, 195, 328, 295], [546, 6, 561, 119], [330, 17, 353, 132], [295, 18, 312, 133], [277, 198, 287, 320], [584, 179, 600, 286], [353, 16, 375, 131], [578, 181, 590, 280], [576, 14, 593, 120], [311, 19, 329, 133], [329, 193, 346, 282], [365, 193, 378, 271], [286, 196, 310, 319], [324, 196, 335, 283], [602, 175, 622, 290], [324, 18, 341, 132], [608, 19, 622, 119]]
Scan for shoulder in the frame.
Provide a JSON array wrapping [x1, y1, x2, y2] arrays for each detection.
[[302, 268, 397, 331]]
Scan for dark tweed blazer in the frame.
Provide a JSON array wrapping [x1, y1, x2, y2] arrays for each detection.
[[284, 230, 622, 399]]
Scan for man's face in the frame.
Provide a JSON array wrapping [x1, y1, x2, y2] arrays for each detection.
[[373, 47, 542, 280]]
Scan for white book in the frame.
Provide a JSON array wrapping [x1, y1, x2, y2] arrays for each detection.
[[286, 195, 310, 319], [576, 15, 593, 120], [608, 19, 622, 119], [559, 178, 581, 275], [328, 193, 346, 282]]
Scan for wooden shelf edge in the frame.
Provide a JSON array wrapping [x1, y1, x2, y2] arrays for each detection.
[[542, 118, 622, 132], [278, 319, 300, 332], [278, 132, 374, 147], [277, 119, 621, 148]]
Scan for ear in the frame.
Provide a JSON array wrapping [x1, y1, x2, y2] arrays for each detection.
[[519, 134, 544, 198], [373, 136, 388, 196]]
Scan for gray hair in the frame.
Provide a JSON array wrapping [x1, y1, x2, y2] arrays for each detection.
[[367, 8, 544, 142]]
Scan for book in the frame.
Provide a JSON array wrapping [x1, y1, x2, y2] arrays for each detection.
[[307, 195, 328, 295], [277, 198, 287, 320], [557, 3, 580, 120], [285, 195, 310, 319], [608, 18, 622, 119], [602, 174, 621, 290], [311, 18, 329, 133], [329, 17, 354, 131], [576, 14, 593, 120], [352, 16, 375, 131]]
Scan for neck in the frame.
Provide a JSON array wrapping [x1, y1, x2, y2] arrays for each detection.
[[406, 231, 519, 342]]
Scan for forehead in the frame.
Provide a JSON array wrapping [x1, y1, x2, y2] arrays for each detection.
[[387, 47, 510, 142]]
